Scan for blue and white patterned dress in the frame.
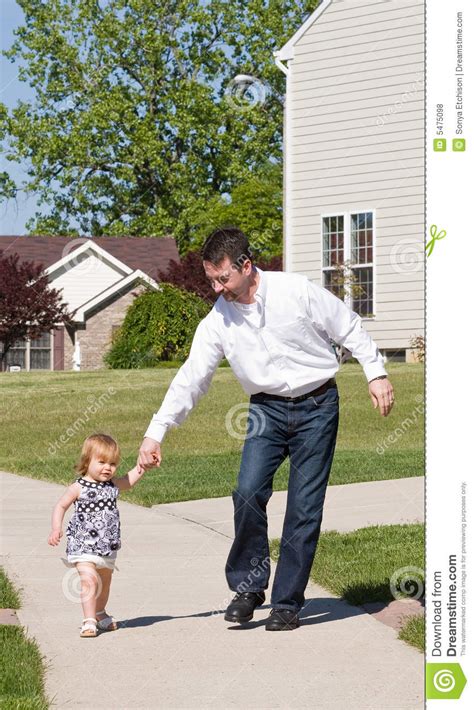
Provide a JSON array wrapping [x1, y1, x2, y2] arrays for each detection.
[[66, 478, 121, 557]]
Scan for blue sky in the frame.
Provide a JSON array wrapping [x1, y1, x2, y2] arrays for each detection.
[[1, 0, 39, 234]]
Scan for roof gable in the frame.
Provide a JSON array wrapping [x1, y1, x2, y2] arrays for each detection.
[[50, 249, 133, 312], [275, 0, 332, 61], [45, 239, 132, 279], [75, 269, 159, 322]]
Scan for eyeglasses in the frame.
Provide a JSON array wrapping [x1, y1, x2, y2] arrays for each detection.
[[205, 258, 251, 288], [207, 271, 232, 287]]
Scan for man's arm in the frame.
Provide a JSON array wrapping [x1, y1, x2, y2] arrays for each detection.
[[306, 279, 386, 380], [138, 313, 224, 470], [306, 279, 394, 416]]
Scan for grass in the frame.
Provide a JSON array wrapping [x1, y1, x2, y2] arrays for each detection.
[[0, 568, 48, 710], [398, 613, 425, 652], [0, 363, 423, 505], [271, 523, 425, 652], [0, 567, 21, 609], [307, 523, 424, 606]]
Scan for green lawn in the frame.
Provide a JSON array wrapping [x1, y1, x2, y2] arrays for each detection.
[[0, 364, 423, 505], [0, 568, 48, 709], [271, 523, 425, 652], [0, 567, 21, 609], [398, 613, 425, 652]]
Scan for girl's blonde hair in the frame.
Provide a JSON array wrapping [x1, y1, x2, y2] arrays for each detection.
[[75, 433, 120, 477]]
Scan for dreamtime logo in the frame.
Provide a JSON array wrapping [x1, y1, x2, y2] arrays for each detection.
[[433, 669, 456, 693], [224, 74, 268, 111], [225, 402, 266, 441], [389, 566, 425, 601], [426, 663, 467, 700]]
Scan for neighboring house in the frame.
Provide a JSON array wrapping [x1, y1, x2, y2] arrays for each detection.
[[274, 0, 424, 362], [0, 236, 179, 371]]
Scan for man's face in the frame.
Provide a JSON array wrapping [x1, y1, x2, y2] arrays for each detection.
[[203, 256, 252, 301]]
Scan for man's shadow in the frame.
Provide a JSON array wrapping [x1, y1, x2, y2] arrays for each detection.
[[117, 594, 369, 631]]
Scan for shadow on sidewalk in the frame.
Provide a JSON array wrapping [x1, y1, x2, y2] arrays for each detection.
[[119, 596, 366, 631]]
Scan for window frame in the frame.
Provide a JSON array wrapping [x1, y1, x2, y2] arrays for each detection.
[[321, 208, 376, 319], [3, 331, 54, 371]]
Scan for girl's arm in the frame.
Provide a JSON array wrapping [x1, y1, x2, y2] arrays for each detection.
[[112, 465, 145, 492], [47, 483, 80, 546]]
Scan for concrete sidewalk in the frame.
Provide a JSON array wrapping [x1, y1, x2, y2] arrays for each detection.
[[1, 471, 424, 709], [157, 476, 424, 540]]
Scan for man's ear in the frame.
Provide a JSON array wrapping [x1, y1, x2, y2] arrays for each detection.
[[242, 258, 253, 275]]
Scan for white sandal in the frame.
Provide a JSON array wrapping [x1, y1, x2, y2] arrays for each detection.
[[96, 609, 117, 631], [80, 617, 98, 638]]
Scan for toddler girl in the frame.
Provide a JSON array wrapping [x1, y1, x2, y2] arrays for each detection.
[[48, 433, 144, 637]]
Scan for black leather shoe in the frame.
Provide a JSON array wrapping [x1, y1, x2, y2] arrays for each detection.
[[224, 591, 266, 623], [265, 608, 300, 631]]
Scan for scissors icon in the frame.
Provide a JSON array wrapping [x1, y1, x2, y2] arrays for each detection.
[[426, 224, 447, 256]]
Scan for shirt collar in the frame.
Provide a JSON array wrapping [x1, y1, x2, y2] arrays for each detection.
[[253, 267, 266, 307], [229, 267, 266, 327]]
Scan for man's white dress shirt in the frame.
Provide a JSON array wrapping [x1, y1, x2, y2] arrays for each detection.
[[144, 268, 387, 443]]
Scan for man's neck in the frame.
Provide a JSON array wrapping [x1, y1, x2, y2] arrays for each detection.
[[236, 268, 260, 304]]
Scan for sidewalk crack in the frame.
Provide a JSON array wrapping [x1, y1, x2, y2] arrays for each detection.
[[162, 511, 233, 539]]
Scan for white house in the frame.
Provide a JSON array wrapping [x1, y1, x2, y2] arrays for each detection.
[[0, 235, 179, 371], [274, 0, 424, 361]]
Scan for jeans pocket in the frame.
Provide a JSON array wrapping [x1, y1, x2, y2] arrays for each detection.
[[311, 386, 339, 408]]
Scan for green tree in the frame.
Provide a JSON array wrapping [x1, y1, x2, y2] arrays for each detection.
[[104, 284, 210, 368], [189, 161, 282, 258], [1, 0, 317, 250], [0, 250, 72, 370]]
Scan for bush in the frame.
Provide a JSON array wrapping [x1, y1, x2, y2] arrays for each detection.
[[104, 285, 211, 368], [410, 334, 425, 363]]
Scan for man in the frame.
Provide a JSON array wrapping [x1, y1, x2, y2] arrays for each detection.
[[137, 226, 394, 631]]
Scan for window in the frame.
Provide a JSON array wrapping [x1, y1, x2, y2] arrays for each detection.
[[322, 216, 345, 300], [4, 340, 26, 370], [30, 332, 53, 370], [323, 216, 344, 267], [322, 211, 374, 317], [1, 332, 52, 371]]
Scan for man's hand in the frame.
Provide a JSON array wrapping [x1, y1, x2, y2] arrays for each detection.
[[137, 437, 162, 474], [369, 378, 394, 417]]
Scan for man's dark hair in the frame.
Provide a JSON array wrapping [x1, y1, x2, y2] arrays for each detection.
[[201, 226, 252, 269]]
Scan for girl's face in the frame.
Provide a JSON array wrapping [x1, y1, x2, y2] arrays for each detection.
[[85, 453, 118, 482]]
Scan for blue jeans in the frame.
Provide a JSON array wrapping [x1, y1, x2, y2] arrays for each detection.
[[225, 383, 339, 612]]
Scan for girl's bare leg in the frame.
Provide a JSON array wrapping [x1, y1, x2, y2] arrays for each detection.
[[76, 562, 100, 620], [95, 567, 113, 617]]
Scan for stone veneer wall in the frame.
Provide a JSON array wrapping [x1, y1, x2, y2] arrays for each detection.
[[66, 284, 146, 371]]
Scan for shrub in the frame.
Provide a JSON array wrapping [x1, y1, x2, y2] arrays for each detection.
[[104, 285, 211, 368], [410, 334, 425, 363]]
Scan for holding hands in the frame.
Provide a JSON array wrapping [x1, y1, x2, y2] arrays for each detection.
[[137, 437, 162, 474]]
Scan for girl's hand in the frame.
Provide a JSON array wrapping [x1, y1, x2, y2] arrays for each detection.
[[48, 529, 63, 546], [137, 438, 162, 473]]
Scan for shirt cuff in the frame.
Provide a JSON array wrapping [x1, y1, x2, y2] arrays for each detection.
[[143, 422, 168, 444], [363, 361, 388, 382]]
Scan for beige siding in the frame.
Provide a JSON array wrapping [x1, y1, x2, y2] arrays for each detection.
[[51, 251, 127, 311], [287, 0, 425, 352]]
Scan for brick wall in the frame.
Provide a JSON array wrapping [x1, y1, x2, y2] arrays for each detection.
[[73, 284, 146, 371]]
